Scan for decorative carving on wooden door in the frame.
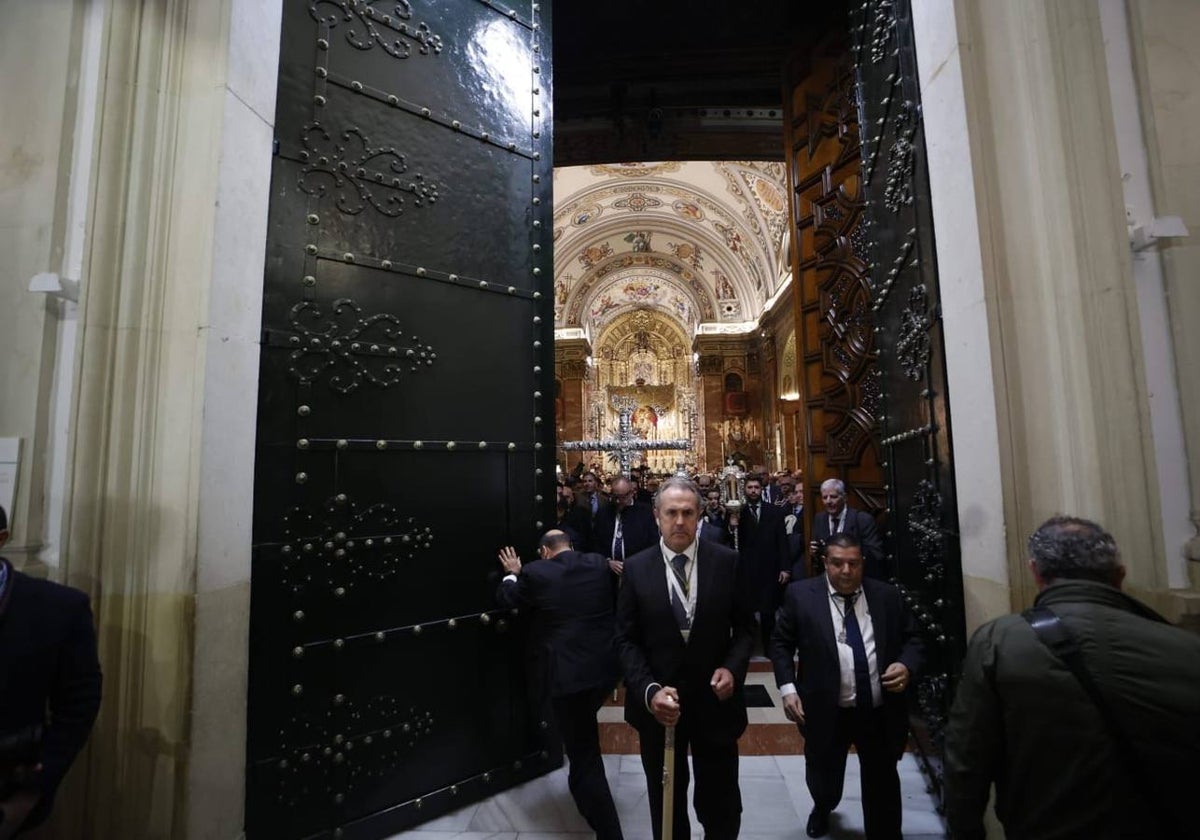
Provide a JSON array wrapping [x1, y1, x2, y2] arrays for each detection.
[[786, 47, 886, 519]]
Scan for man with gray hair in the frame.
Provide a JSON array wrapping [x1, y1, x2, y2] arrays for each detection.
[[944, 515, 1200, 839], [808, 478, 884, 579], [614, 476, 756, 840]]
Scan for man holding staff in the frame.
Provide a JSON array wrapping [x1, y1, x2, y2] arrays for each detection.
[[614, 477, 756, 840]]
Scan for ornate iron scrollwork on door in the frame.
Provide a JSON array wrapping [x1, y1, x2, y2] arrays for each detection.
[[309, 0, 444, 58], [896, 285, 932, 381], [276, 299, 437, 393], [851, 0, 965, 812], [299, 125, 440, 217]]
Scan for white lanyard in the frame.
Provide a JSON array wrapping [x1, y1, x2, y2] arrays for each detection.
[[664, 553, 698, 628]]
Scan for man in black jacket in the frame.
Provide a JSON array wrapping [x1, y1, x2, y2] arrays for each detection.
[[944, 516, 1200, 839], [809, 478, 885, 579], [614, 477, 756, 840], [784, 483, 807, 579], [731, 474, 790, 655], [770, 534, 923, 839], [589, 476, 658, 577], [697, 488, 732, 547], [0, 506, 102, 838], [496, 530, 623, 840]]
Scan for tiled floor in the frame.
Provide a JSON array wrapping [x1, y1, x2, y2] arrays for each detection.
[[389, 753, 946, 839], [598, 670, 805, 755]]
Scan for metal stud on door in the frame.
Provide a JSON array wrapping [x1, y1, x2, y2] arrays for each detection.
[[248, 2, 556, 837]]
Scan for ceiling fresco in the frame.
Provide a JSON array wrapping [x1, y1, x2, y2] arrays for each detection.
[[553, 161, 790, 339]]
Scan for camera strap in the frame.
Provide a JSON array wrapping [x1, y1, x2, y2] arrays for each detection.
[[1022, 606, 1180, 834]]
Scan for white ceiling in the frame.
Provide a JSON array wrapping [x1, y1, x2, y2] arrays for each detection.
[[552, 161, 790, 340]]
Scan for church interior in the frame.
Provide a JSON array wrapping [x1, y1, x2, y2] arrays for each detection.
[[0, 0, 1198, 838], [552, 160, 797, 476]]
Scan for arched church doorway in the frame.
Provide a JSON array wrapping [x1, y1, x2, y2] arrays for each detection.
[[552, 0, 966, 816], [245, 1, 963, 836]]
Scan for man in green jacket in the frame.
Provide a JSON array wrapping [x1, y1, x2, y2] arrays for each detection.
[[944, 516, 1200, 839]]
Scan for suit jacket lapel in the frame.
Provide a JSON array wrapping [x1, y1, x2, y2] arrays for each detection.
[[653, 546, 691, 649], [689, 542, 710, 641], [809, 579, 838, 661], [862, 580, 888, 669], [647, 546, 670, 611]]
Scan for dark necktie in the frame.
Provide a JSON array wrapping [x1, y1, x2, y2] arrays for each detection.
[[612, 513, 625, 562], [670, 554, 690, 630], [752, 503, 760, 523], [839, 592, 874, 709], [830, 513, 840, 534]]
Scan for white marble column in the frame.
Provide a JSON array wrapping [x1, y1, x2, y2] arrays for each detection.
[[45, 0, 280, 836], [1125, 0, 1200, 589], [913, 0, 1197, 626]]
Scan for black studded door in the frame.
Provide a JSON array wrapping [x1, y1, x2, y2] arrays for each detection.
[[246, 2, 555, 838], [850, 0, 965, 811]]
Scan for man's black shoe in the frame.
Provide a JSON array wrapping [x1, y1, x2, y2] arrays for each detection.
[[805, 809, 830, 837]]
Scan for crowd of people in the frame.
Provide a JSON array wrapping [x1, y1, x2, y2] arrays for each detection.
[[501, 473, 1200, 840], [3, 470, 1198, 840], [528, 468, 918, 839]]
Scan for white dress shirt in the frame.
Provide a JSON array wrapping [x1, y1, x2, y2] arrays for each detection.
[[780, 576, 882, 708], [829, 509, 843, 534], [643, 537, 699, 710]]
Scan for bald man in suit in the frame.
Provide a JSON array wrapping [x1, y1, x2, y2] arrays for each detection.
[[497, 530, 624, 839]]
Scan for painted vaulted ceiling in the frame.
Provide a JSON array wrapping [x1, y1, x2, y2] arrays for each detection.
[[552, 161, 791, 340]]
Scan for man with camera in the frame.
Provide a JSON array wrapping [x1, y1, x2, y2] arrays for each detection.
[[0, 506, 102, 836], [809, 479, 885, 580]]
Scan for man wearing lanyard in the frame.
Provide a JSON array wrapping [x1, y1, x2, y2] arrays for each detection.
[[614, 477, 756, 840], [589, 477, 657, 578], [769, 534, 923, 839]]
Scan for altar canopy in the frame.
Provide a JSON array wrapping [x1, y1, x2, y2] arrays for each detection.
[[584, 311, 699, 472]]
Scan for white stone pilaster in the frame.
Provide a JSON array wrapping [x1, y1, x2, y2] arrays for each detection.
[[915, 0, 1177, 620]]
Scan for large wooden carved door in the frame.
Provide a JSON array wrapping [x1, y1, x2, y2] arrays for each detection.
[[786, 44, 887, 533], [247, 2, 555, 837], [786, 2, 966, 811]]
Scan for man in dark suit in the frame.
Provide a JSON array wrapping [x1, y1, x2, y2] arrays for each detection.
[[0, 506, 102, 838], [809, 478, 886, 579], [631, 469, 654, 506], [589, 476, 658, 577], [731, 475, 791, 656], [773, 474, 796, 508], [770, 534, 923, 839], [496, 530, 623, 840], [580, 471, 605, 521], [555, 483, 588, 548], [784, 483, 807, 579], [614, 477, 756, 840], [697, 488, 732, 547]]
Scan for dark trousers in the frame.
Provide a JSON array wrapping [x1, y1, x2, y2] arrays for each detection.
[[805, 706, 902, 840], [637, 716, 741, 840], [758, 584, 783, 658], [551, 687, 623, 840]]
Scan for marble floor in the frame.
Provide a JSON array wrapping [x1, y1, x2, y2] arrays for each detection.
[[389, 753, 946, 839]]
